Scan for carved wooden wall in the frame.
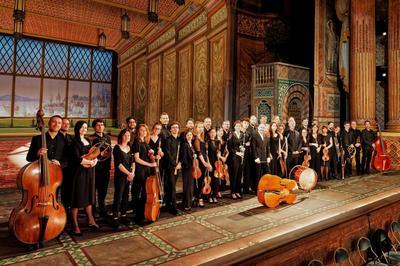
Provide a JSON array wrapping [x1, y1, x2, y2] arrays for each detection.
[[148, 56, 162, 126], [177, 45, 193, 126], [119, 63, 133, 126], [236, 37, 266, 118], [134, 57, 147, 123], [193, 38, 209, 121], [210, 30, 226, 125], [162, 50, 177, 121]]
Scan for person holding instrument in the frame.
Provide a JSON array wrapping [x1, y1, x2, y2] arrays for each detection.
[[179, 130, 195, 211], [269, 122, 281, 176], [70, 121, 99, 236], [164, 121, 181, 215], [112, 129, 134, 228], [361, 120, 376, 175], [340, 121, 354, 177], [308, 124, 321, 177], [207, 127, 220, 203], [319, 126, 333, 181], [350, 120, 362, 175]]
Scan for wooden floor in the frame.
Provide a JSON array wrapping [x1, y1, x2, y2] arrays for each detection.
[[1, 171, 400, 265]]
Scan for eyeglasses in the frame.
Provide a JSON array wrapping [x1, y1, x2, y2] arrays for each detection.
[[171, 126, 179, 129]]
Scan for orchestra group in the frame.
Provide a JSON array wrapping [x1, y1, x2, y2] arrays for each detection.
[[26, 112, 377, 235]]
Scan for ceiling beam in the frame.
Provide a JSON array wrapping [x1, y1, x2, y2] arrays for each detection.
[[91, 0, 172, 21]]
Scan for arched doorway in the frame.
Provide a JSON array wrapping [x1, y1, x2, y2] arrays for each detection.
[[288, 97, 302, 125]]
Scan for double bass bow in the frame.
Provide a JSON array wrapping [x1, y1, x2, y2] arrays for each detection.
[[9, 110, 66, 246]]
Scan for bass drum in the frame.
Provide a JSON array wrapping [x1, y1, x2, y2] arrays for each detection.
[[292, 165, 318, 192]]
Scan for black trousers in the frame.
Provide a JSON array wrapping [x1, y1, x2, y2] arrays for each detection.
[[310, 149, 320, 177], [355, 148, 362, 175], [182, 168, 193, 209], [242, 149, 252, 194], [95, 168, 110, 212], [165, 167, 178, 209], [61, 167, 73, 208], [254, 162, 268, 191], [132, 179, 146, 221], [112, 175, 130, 216], [329, 150, 338, 178], [270, 156, 280, 176], [286, 154, 299, 176], [362, 147, 373, 174], [230, 155, 243, 194]]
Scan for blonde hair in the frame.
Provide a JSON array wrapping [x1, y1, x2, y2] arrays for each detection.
[[136, 124, 150, 144], [194, 121, 204, 142]]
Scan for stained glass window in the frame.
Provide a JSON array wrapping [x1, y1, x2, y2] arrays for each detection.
[[44, 42, 68, 78], [0, 35, 14, 73], [14, 76, 40, 117], [68, 81, 89, 117], [69, 46, 91, 80], [42, 79, 66, 117], [0, 75, 13, 116], [16, 39, 42, 76], [92, 50, 112, 82]]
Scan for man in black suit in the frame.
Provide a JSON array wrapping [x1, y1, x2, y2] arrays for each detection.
[[340, 121, 355, 177], [251, 123, 270, 192], [285, 117, 301, 173], [27, 115, 65, 166], [361, 120, 376, 175]]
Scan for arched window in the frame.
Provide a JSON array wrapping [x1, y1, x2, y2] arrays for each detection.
[[288, 97, 302, 125]]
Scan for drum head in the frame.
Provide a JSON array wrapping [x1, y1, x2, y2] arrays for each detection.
[[298, 168, 318, 191]]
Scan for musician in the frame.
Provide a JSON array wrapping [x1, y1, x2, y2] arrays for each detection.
[[222, 120, 231, 143], [251, 123, 270, 194], [340, 121, 355, 177], [149, 123, 163, 155], [60, 117, 73, 209], [361, 120, 376, 175], [70, 121, 99, 235], [278, 124, 288, 178], [298, 128, 309, 165], [300, 118, 310, 135], [91, 119, 112, 217], [269, 122, 281, 176], [327, 122, 338, 178], [207, 127, 220, 203], [204, 117, 212, 142], [159, 113, 171, 141], [132, 124, 157, 224], [216, 127, 229, 198], [308, 124, 320, 176], [241, 118, 252, 194], [259, 115, 267, 126], [125, 116, 137, 140], [332, 126, 342, 179], [272, 115, 281, 125], [350, 120, 362, 175], [164, 121, 181, 215], [286, 117, 301, 173], [229, 120, 245, 199], [180, 118, 194, 142], [319, 126, 333, 180], [26, 115, 65, 166], [249, 115, 258, 136], [112, 129, 134, 228], [193, 121, 212, 207], [179, 130, 195, 211]]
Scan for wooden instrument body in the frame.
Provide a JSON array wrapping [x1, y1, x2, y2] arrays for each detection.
[[192, 157, 202, 179], [322, 147, 330, 162], [372, 138, 391, 171], [257, 174, 297, 208], [202, 174, 212, 195], [144, 175, 160, 222], [214, 160, 225, 179], [82, 145, 100, 160], [302, 152, 311, 167]]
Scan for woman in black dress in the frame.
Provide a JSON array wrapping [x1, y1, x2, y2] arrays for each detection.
[[228, 120, 244, 199], [132, 124, 157, 224], [149, 122, 164, 157], [112, 129, 134, 227], [193, 121, 212, 207], [319, 126, 333, 180], [269, 122, 280, 176], [298, 128, 310, 165], [207, 127, 220, 203], [179, 130, 195, 211], [70, 121, 99, 235], [309, 124, 320, 177]]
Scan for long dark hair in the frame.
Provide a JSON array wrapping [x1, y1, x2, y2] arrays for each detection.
[[74, 120, 87, 144], [117, 128, 130, 144]]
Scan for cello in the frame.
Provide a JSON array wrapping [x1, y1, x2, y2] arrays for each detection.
[[9, 110, 66, 246], [372, 122, 391, 171], [145, 140, 164, 222]]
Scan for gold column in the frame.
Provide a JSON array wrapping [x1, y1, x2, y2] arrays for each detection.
[[350, 0, 376, 127], [386, 0, 400, 131]]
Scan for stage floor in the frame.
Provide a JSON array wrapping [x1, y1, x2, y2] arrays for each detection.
[[1, 172, 400, 265]]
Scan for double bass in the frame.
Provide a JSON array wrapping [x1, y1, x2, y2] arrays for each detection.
[[372, 122, 391, 171], [9, 110, 66, 246]]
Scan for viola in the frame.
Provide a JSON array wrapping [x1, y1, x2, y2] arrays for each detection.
[[214, 160, 225, 180], [192, 155, 202, 180], [372, 122, 391, 171], [9, 110, 66, 246], [302, 150, 311, 168], [322, 141, 330, 162]]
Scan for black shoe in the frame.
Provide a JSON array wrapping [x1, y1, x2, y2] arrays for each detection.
[[119, 216, 132, 225], [169, 208, 178, 215]]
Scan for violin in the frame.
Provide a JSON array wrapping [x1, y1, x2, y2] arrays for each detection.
[[82, 138, 111, 161], [322, 141, 330, 162], [9, 110, 66, 246], [372, 121, 391, 171], [214, 160, 225, 180], [145, 140, 163, 222], [202, 143, 212, 195], [192, 155, 202, 180]]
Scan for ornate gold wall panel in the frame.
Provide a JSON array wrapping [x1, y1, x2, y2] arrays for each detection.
[[163, 50, 177, 120], [148, 56, 162, 125], [134, 57, 147, 123], [178, 45, 192, 126], [119, 63, 133, 126], [193, 38, 209, 121], [210, 30, 226, 125]]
